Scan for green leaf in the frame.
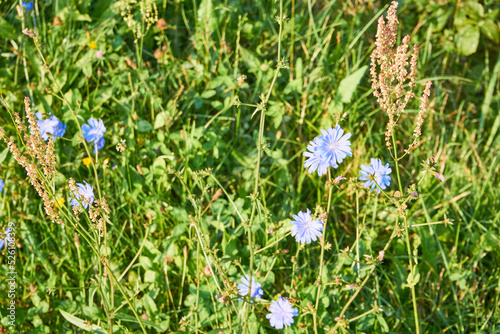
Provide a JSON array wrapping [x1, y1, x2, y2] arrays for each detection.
[[357, 314, 376, 331], [337, 66, 368, 103], [377, 315, 390, 332], [480, 19, 500, 44], [112, 312, 163, 330], [59, 310, 107, 333], [143, 295, 158, 315], [197, 0, 217, 31], [154, 111, 169, 129], [82, 305, 104, 320], [0, 147, 9, 164], [57, 7, 92, 23], [138, 119, 154, 132], [201, 90, 216, 98], [139, 256, 153, 270], [0, 18, 16, 40], [463, 2, 484, 20], [456, 25, 480, 56]]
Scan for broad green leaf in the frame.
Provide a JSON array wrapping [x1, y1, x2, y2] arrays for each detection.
[[0, 147, 9, 164], [154, 111, 169, 129], [197, 0, 216, 31], [59, 309, 107, 333], [138, 119, 154, 132], [0, 18, 16, 40], [456, 25, 480, 56], [377, 315, 390, 332], [143, 294, 158, 314], [337, 66, 368, 103], [201, 90, 216, 98], [57, 7, 92, 23], [480, 19, 500, 43]]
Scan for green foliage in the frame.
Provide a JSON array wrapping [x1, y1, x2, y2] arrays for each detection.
[[0, 0, 499, 333]]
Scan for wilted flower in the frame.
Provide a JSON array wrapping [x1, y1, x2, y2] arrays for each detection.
[[156, 18, 167, 30], [434, 173, 445, 182], [359, 158, 392, 194], [304, 125, 352, 176], [266, 297, 298, 329], [52, 16, 62, 26], [70, 181, 95, 209], [237, 275, 263, 299], [154, 49, 164, 59], [290, 209, 323, 244]]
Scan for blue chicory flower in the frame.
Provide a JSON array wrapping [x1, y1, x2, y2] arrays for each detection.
[[82, 118, 106, 150], [0, 179, 4, 193], [36, 113, 66, 141], [237, 275, 264, 300], [22, 1, 33, 11], [94, 136, 105, 153], [303, 125, 352, 176], [359, 158, 392, 194], [266, 297, 299, 329], [0, 227, 12, 251], [70, 181, 95, 209], [290, 209, 323, 244]]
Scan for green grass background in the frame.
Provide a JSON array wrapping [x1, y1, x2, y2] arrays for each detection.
[[0, 0, 499, 333]]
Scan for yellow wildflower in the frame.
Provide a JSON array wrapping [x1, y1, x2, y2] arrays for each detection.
[[56, 197, 65, 207], [82, 157, 92, 166], [89, 40, 97, 49]]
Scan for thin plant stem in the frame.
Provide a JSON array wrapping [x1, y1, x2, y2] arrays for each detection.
[[392, 133, 420, 334], [28, 34, 147, 334], [355, 188, 360, 279], [243, 0, 284, 328], [333, 228, 398, 330], [313, 169, 334, 333]]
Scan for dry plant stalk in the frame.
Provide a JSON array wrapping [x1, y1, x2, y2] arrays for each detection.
[[370, 1, 432, 150], [0, 97, 63, 224], [119, 0, 158, 43]]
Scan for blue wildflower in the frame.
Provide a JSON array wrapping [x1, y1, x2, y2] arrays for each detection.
[[70, 181, 95, 209], [290, 209, 323, 244], [22, 1, 33, 11], [94, 136, 105, 153], [82, 118, 106, 150], [266, 297, 298, 329], [36, 113, 66, 141], [5, 228, 12, 239], [237, 275, 264, 300], [359, 158, 392, 194], [303, 125, 352, 176], [0, 228, 12, 251], [0, 179, 4, 193]]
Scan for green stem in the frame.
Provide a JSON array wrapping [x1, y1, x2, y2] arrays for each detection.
[[333, 228, 398, 330], [313, 169, 334, 333], [243, 0, 284, 328], [392, 133, 420, 334]]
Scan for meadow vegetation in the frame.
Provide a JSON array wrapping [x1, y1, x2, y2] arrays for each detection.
[[0, 0, 499, 333]]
